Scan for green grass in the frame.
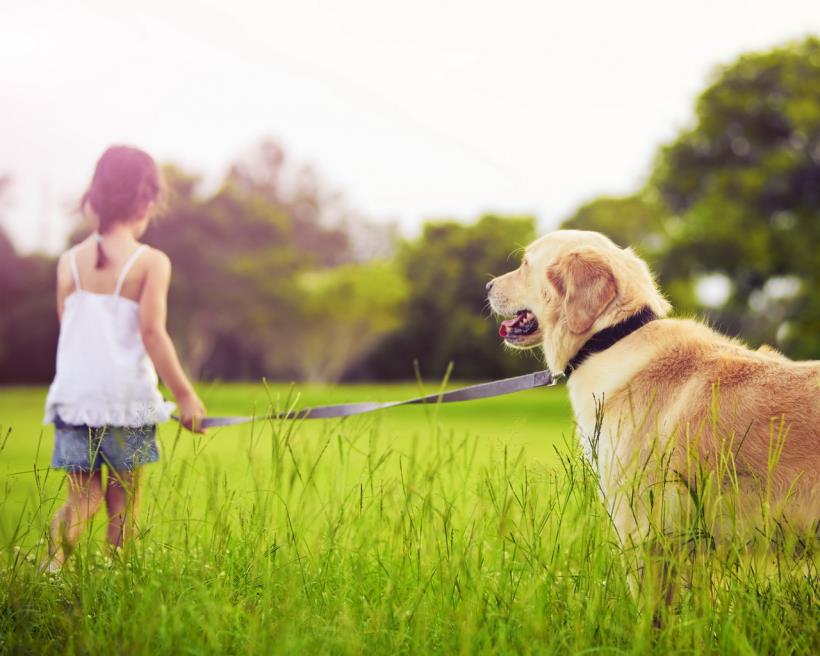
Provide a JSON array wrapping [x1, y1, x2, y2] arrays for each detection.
[[1, 383, 817, 654]]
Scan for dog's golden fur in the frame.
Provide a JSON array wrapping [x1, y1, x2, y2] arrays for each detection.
[[488, 229, 819, 546]]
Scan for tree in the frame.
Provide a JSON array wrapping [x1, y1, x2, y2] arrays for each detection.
[[0, 219, 58, 383], [226, 139, 352, 267], [355, 214, 539, 380], [561, 193, 669, 256], [142, 165, 305, 379], [292, 261, 409, 382], [651, 37, 820, 356], [562, 38, 819, 358]]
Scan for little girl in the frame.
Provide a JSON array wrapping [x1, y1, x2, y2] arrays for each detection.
[[43, 145, 206, 569]]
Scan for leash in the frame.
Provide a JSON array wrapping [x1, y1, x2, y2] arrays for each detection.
[[175, 309, 656, 429], [182, 369, 559, 428]]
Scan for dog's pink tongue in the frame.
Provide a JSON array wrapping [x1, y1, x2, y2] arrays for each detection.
[[499, 318, 518, 337]]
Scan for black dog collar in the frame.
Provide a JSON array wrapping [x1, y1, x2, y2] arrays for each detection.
[[564, 307, 658, 377]]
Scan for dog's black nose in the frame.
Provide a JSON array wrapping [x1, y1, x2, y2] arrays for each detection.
[[485, 280, 494, 292]]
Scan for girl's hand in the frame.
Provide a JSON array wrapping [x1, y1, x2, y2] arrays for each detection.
[[178, 392, 207, 433]]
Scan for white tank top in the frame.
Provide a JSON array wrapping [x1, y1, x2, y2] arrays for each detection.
[[44, 245, 176, 427]]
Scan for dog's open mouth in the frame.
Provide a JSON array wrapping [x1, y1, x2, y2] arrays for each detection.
[[499, 310, 539, 340]]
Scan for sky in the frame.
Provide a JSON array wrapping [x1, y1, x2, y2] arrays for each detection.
[[1, 0, 818, 254]]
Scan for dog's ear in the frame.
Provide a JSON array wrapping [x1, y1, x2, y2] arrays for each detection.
[[549, 249, 617, 334]]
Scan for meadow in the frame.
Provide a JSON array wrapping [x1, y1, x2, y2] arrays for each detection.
[[1, 383, 817, 655]]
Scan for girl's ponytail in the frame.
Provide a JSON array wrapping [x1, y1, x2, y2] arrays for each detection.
[[94, 233, 108, 270], [80, 146, 162, 269]]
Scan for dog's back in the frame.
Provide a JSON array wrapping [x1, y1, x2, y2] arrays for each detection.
[[626, 319, 820, 532]]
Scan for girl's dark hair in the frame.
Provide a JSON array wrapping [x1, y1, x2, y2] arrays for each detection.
[[80, 145, 161, 269]]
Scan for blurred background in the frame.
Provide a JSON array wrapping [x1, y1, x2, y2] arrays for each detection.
[[1, 1, 818, 384]]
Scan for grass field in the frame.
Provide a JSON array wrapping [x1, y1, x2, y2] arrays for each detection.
[[1, 383, 817, 654]]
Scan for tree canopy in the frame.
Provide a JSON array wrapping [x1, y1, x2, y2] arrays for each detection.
[[565, 37, 820, 357], [355, 215, 539, 380]]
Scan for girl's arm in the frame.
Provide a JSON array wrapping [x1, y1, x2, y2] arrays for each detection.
[[139, 250, 206, 432]]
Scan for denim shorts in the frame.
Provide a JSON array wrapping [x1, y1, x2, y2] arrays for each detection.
[[51, 415, 160, 473]]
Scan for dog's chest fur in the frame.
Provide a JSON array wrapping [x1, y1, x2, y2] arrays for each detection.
[[565, 329, 662, 483]]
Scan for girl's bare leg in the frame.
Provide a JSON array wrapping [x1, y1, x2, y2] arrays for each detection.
[[47, 471, 104, 568], [105, 467, 141, 549]]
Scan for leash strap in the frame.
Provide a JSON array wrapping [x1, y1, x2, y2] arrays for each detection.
[[184, 370, 557, 428]]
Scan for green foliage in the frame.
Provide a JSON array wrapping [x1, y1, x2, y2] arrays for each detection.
[[565, 37, 820, 357], [358, 214, 539, 380], [293, 261, 410, 382], [561, 192, 670, 257], [654, 37, 820, 355], [225, 139, 352, 267], [143, 165, 306, 380]]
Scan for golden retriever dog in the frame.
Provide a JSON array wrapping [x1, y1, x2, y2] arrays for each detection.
[[487, 230, 819, 577]]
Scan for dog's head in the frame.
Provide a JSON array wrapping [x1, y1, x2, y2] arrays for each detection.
[[487, 230, 671, 373]]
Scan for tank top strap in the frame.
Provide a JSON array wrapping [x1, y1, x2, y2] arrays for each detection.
[[69, 247, 82, 291], [114, 245, 148, 297]]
